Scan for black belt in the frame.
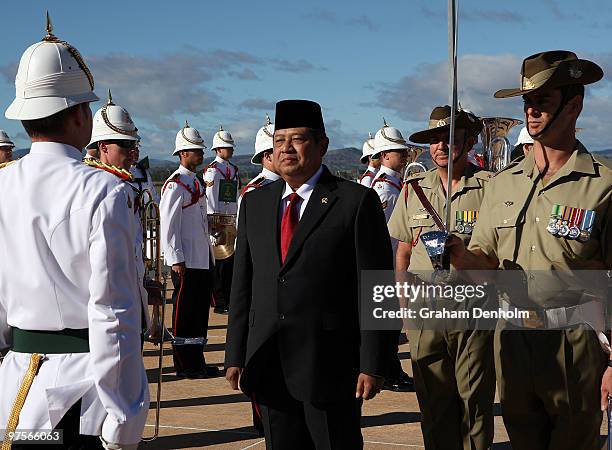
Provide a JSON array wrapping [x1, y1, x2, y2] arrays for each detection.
[[11, 328, 89, 354]]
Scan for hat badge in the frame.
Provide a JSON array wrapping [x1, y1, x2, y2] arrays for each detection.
[[522, 77, 536, 90], [569, 65, 583, 79], [436, 119, 448, 127]]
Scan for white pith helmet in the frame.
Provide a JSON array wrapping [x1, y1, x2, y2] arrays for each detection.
[[374, 118, 410, 153], [174, 120, 206, 155], [5, 12, 98, 120], [0, 130, 14, 148], [86, 90, 139, 149], [252, 113, 274, 165], [514, 126, 534, 146], [360, 132, 377, 163], [211, 125, 235, 150]]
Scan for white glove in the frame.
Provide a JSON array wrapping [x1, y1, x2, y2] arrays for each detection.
[[210, 234, 218, 246]]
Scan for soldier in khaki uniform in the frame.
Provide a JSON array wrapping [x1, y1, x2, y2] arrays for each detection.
[[388, 106, 495, 450], [448, 51, 612, 450]]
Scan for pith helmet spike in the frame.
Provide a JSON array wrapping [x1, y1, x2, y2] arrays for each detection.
[[106, 89, 113, 105], [219, 124, 224, 131], [184, 120, 189, 128], [265, 113, 271, 126], [383, 117, 388, 127], [43, 11, 58, 41], [368, 131, 373, 139], [46, 11, 53, 34]]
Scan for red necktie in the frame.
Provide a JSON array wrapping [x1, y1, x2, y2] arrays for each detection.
[[280, 193, 300, 263]]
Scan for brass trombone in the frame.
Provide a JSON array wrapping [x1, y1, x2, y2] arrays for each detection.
[[139, 189, 170, 442]]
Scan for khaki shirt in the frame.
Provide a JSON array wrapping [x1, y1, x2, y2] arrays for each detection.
[[388, 165, 492, 271], [468, 143, 612, 307]]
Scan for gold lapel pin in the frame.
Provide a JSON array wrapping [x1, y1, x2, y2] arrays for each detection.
[[321, 197, 328, 204]]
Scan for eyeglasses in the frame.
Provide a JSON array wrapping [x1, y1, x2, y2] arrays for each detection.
[[106, 139, 137, 150]]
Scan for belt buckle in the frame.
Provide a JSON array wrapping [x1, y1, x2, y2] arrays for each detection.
[[522, 309, 546, 329]]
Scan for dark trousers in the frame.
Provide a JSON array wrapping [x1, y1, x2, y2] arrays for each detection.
[[249, 338, 363, 450], [495, 322, 606, 450], [388, 329, 406, 378], [12, 400, 103, 450], [171, 267, 212, 373], [212, 254, 234, 309]]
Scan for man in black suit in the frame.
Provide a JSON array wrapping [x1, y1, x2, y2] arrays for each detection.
[[225, 100, 394, 449]]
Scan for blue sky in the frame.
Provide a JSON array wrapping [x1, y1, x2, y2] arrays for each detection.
[[1, 0, 611, 159]]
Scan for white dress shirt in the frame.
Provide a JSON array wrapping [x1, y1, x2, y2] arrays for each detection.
[[160, 164, 213, 269], [0, 142, 149, 445], [203, 155, 240, 215], [280, 165, 324, 220]]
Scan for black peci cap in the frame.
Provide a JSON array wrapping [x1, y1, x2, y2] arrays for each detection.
[[274, 99, 325, 132]]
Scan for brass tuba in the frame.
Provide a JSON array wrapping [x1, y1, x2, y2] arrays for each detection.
[[479, 117, 523, 172], [403, 145, 427, 182], [139, 188, 170, 442]]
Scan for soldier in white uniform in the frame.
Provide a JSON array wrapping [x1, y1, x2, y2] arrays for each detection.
[[85, 92, 151, 341], [203, 126, 239, 314], [358, 132, 380, 187], [0, 130, 15, 166], [236, 114, 280, 436], [160, 122, 219, 378], [371, 121, 410, 223], [238, 114, 281, 214], [371, 120, 414, 393], [0, 18, 148, 450]]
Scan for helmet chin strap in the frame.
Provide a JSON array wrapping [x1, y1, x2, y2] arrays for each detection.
[[529, 88, 570, 140], [434, 134, 468, 169]]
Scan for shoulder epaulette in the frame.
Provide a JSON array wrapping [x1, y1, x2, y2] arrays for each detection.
[[83, 158, 133, 181], [405, 167, 433, 182], [493, 158, 523, 177], [592, 153, 612, 170], [207, 161, 218, 169], [474, 169, 494, 182], [0, 160, 17, 170], [161, 173, 181, 194]]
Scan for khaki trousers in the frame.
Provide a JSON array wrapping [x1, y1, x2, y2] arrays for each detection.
[[495, 321, 607, 450], [408, 329, 495, 450]]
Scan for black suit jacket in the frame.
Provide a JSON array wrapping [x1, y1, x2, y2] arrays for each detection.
[[225, 166, 394, 403]]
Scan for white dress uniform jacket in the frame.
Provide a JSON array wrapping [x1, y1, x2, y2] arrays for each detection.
[[359, 165, 379, 188], [160, 165, 213, 269], [236, 167, 281, 219], [372, 165, 403, 222], [372, 165, 403, 260], [0, 143, 149, 444], [123, 182, 150, 329], [203, 155, 240, 215]]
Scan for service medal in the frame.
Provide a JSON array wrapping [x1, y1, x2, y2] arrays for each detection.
[[464, 224, 473, 234], [558, 223, 570, 237], [455, 211, 464, 233], [578, 209, 596, 242], [548, 204, 561, 235]]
